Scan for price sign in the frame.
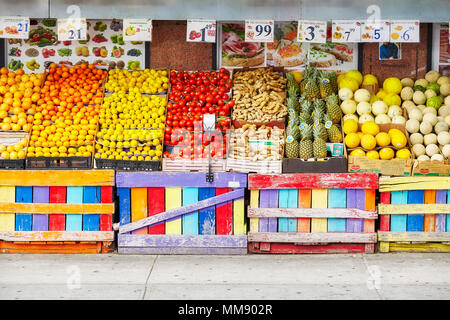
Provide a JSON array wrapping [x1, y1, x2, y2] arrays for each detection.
[[298, 20, 327, 43], [123, 19, 152, 41], [245, 20, 274, 42], [0, 16, 30, 39], [390, 20, 420, 42], [361, 20, 390, 42], [57, 18, 87, 41], [187, 19, 216, 42], [332, 20, 361, 42]]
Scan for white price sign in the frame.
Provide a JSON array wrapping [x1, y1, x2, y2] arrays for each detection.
[[390, 20, 420, 42], [123, 19, 152, 41], [332, 20, 361, 42], [298, 20, 327, 43], [57, 18, 87, 41], [245, 20, 274, 42], [0, 16, 30, 39], [361, 20, 390, 42], [187, 19, 216, 42]]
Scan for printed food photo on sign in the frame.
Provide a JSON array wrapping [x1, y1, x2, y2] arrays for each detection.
[[308, 27, 357, 71], [220, 23, 265, 67], [267, 22, 308, 70]]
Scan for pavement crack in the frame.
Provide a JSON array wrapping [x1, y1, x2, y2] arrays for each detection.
[[141, 255, 158, 300], [361, 254, 384, 300]]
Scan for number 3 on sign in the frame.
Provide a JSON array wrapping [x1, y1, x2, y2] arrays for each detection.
[[245, 20, 274, 42], [298, 20, 327, 43]]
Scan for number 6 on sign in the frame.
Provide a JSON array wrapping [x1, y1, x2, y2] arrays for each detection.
[[245, 20, 274, 42]]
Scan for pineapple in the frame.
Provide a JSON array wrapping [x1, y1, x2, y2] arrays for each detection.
[[287, 96, 300, 114], [326, 94, 342, 124], [299, 123, 313, 159], [313, 124, 327, 158], [285, 135, 299, 158], [319, 70, 334, 99], [313, 98, 326, 115], [324, 113, 343, 143], [299, 100, 313, 125], [286, 121, 301, 141], [305, 69, 320, 100], [328, 71, 338, 93], [313, 104, 328, 142], [300, 67, 311, 94], [287, 73, 299, 98]]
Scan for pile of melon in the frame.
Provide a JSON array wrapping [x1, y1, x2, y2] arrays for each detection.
[[402, 70, 450, 162]]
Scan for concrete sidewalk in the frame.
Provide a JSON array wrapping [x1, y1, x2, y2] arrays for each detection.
[[0, 253, 449, 299]]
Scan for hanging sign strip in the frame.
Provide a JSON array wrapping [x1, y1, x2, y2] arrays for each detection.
[[123, 19, 152, 41], [298, 20, 327, 43], [245, 20, 274, 42], [187, 19, 216, 42], [361, 20, 390, 42], [0, 16, 30, 39], [57, 18, 87, 41], [332, 20, 361, 42], [390, 20, 420, 42]]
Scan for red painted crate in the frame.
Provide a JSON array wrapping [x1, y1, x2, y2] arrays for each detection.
[[247, 173, 379, 254]]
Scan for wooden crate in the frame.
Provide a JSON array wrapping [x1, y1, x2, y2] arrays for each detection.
[[116, 172, 247, 254], [162, 158, 226, 172], [247, 173, 379, 254], [226, 158, 282, 174], [0, 170, 115, 253], [378, 176, 450, 253]]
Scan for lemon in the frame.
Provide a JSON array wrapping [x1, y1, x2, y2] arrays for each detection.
[[361, 121, 380, 136], [396, 148, 411, 159], [379, 147, 395, 160], [343, 119, 358, 134], [350, 149, 366, 157], [366, 150, 380, 159], [375, 132, 391, 147], [344, 133, 361, 148], [361, 134, 377, 150]]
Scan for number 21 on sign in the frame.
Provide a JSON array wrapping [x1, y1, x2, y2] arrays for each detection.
[[245, 20, 274, 42]]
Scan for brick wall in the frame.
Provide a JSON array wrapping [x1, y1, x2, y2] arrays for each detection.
[[362, 23, 429, 83], [150, 20, 214, 71]]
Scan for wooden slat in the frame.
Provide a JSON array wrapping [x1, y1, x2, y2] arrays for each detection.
[[378, 204, 450, 214], [423, 190, 436, 232], [0, 231, 114, 242], [0, 170, 114, 186], [390, 190, 407, 231], [249, 189, 259, 233], [32, 187, 49, 231], [148, 187, 165, 234], [248, 208, 377, 219], [120, 189, 245, 234], [118, 234, 247, 248], [216, 188, 232, 235], [165, 187, 182, 235], [0, 186, 15, 231], [0, 203, 114, 214], [182, 187, 199, 235], [379, 176, 450, 192], [379, 192, 391, 232], [435, 190, 447, 232], [248, 173, 379, 190], [407, 190, 424, 232], [248, 232, 377, 243], [119, 246, 247, 255], [297, 189, 311, 232], [311, 189, 327, 233], [116, 172, 247, 188], [378, 231, 450, 242], [131, 187, 149, 235]]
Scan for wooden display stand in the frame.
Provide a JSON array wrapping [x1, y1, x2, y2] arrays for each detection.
[[378, 176, 450, 253], [0, 170, 115, 253], [116, 172, 247, 254], [247, 173, 379, 254]]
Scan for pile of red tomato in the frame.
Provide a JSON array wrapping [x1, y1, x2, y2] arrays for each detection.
[[164, 68, 235, 159]]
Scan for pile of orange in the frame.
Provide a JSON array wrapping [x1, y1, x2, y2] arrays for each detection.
[[0, 67, 44, 131]]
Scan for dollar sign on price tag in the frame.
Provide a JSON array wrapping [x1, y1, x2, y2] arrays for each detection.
[[298, 20, 327, 43], [0, 16, 30, 39], [390, 20, 420, 43], [361, 20, 390, 42], [57, 18, 87, 41], [245, 20, 274, 42], [187, 19, 216, 42], [332, 20, 361, 42]]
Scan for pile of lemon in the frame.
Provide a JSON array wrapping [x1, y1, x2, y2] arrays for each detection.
[[94, 140, 163, 161], [105, 69, 169, 94], [0, 137, 28, 159], [343, 119, 411, 160]]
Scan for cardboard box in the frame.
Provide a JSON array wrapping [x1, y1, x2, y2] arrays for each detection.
[[411, 159, 450, 176]]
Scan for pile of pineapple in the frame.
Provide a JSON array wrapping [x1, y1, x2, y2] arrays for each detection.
[[285, 66, 343, 159]]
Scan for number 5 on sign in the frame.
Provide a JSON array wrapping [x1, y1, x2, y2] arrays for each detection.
[[57, 18, 87, 41], [245, 20, 274, 42], [298, 20, 327, 43]]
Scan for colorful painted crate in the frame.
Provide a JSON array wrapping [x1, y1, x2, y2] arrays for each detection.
[[116, 172, 247, 254], [378, 176, 450, 253], [247, 173, 379, 254], [0, 170, 115, 253]]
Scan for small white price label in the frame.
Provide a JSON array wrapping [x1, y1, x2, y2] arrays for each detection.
[[332, 20, 361, 42], [390, 20, 420, 42], [123, 19, 152, 41], [245, 20, 274, 42], [0, 16, 30, 39], [361, 20, 390, 42], [203, 113, 216, 132], [187, 19, 216, 42], [298, 20, 327, 43], [57, 18, 87, 41]]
